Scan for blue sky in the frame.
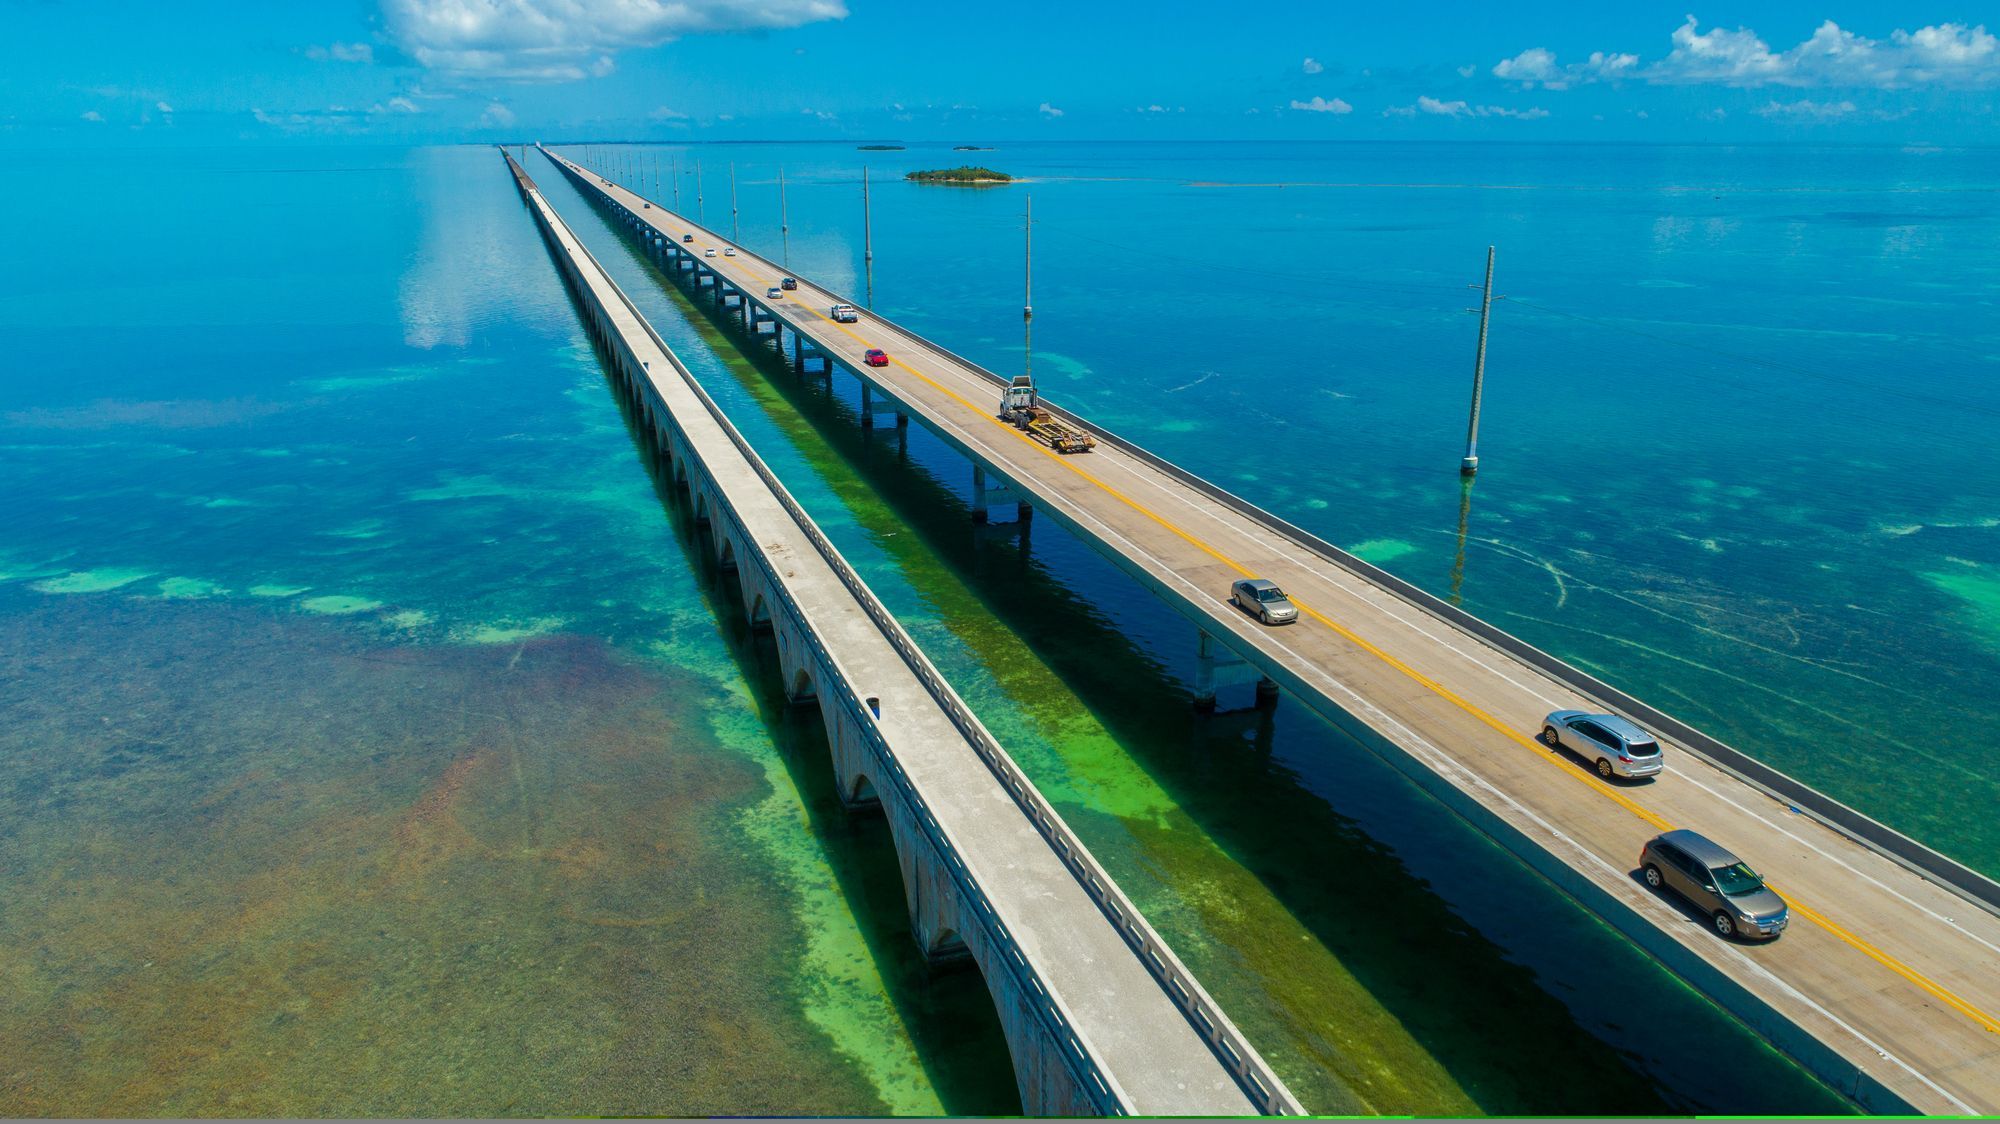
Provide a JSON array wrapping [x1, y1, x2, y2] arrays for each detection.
[[7, 1, 1997, 143]]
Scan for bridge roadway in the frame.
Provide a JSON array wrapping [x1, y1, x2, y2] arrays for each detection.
[[546, 146, 2000, 1114], [503, 153, 1297, 1116]]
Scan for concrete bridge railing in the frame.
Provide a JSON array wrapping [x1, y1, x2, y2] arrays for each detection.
[[507, 151, 1302, 1116]]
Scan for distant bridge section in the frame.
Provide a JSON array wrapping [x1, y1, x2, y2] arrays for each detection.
[[502, 150, 1302, 1117]]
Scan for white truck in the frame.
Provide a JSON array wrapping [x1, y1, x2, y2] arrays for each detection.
[[829, 304, 860, 323]]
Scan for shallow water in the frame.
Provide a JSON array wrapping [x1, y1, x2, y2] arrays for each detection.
[[7, 137, 1984, 1115]]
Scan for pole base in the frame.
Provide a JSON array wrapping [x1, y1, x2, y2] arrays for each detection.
[[1459, 456, 1480, 476]]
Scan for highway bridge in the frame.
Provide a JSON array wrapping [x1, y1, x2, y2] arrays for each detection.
[[540, 144, 2000, 1114], [502, 152, 1300, 1116]]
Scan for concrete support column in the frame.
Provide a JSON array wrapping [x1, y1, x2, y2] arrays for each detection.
[[972, 464, 990, 525], [1256, 676, 1281, 709], [1193, 630, 1225, 712], [860, 382, 875, 428]]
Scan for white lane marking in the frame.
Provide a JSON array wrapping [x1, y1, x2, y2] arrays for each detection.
[[577, 160, 2000, 1055]]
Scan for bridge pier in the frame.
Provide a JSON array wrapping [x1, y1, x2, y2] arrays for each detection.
[[1192, 630, 1279, 712]]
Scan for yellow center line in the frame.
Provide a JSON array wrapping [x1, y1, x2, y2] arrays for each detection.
[[598, 165, 2000, 1041]]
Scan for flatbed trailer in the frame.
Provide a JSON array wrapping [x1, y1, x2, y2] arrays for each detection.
[[998, 375, 1096, 454]]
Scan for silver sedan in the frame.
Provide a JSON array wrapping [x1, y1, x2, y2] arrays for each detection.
[[1230, 578, 1299, 625]]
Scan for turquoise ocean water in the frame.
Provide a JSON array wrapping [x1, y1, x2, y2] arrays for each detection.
[[2, 139, 1992, 1115]]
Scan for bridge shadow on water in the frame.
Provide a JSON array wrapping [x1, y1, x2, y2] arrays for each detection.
[[576, 330, 1023, 1115], [556, 176, 1852, 1117]]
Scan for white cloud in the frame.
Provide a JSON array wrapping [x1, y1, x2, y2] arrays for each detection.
[[1651, 16, 1999, 88], [1038, 101, 1063, 117], [1492, 46, 1637, 89], [386, 96, 420, 113], [384, 0, 848, 80], [80, 110, 104, 122], [801, 107, 835, 120], [1289, 96, 1352, 114], [650, 105, 688, 119], [307, 41, 375, 63], [1408, 94, 1548, 119], [1302, 57, 1324, 74], [479, 101, 516, 127], [1755, 97, 1857, 119], [1456, 63, 1476, 78], [1382, 104, 1417, 117], [1143, 104, 1167, 113], [155, 100, 174, 114], [1704, 107, 1727, 119]]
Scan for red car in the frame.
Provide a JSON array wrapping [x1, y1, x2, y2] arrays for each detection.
[[863, 349, 889, 367]]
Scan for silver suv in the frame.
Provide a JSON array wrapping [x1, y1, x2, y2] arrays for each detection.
[[1640, 829, 1789, 940], [1543, 710, 1664, 779]]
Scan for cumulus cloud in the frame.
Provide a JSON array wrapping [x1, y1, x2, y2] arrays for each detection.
[[384, 0, 847, 80], [307, 41, 375, 63], [1289, 96, 1352, 114], [1038, 101, 1063, 117], [479, 101, 516, 127], [1400, 95, 1548, 119], [80, 110, 104, 122], [1651, 15, 1998, 87], [1755, 97, 1858, 118], [1492, 46, 1638, 88], [1492, 17, 1997, 94], [650, 105, 688, 119], [1456, 63, 1476, 78], [385, 96, 420, 113], [1302, 57, 1324, 74], [155, 100, 174, 114]]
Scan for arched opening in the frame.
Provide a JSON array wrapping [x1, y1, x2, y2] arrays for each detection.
[[691, 488, 710, 525], [747, 593, 773, 632], [787, 666, 817, 705], [847, 773, 881, 811], [717, 537, 738, 573], [929, 926, 971, 965]]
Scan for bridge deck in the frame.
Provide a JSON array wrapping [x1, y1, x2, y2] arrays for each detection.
[[550, 149, 2000, 1114], [511, 157, 1283, 1115]]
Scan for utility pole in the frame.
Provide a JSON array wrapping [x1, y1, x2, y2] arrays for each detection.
[[1023, 193, 1034, 383], [778, 166, 790, 268], [696, 160, 705, 224], [862, 166, 874, 309], [672, 156, 680, 209], [729, 162, 740, 242], [1461, 245, 1496, 476]]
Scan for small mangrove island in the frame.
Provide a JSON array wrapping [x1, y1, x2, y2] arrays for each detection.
[[906, 166, 1013, 184], [857, 144, 905, 151]]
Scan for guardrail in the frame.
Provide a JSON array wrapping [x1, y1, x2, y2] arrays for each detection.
[[540, 147, 2000, 922], [535, 148, 1306, 1114]]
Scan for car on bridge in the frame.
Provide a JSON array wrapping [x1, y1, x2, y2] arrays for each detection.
[[704, 248, 717, 258], [724, 248, 737, 256], [1641, 829, 1789, 940], [781, 277, 798, 291], [1230, 578, 1298, 625], [766, 287, 784, 300], [830, 304, 860, 323], [682, 234, 694, 243], [864, 348, 890, 367], [1543, 711, 1664, 779]]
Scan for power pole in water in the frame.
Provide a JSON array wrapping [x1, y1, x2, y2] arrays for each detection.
[[730, 163, 740, 242], [1023, 193, 1034, 382], [672, 157, 680, 209], [862, 166, 874, 309], [696, 160, 705, 224], [1461, 244, 1497, 476], [778, 166, 790, 268]]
